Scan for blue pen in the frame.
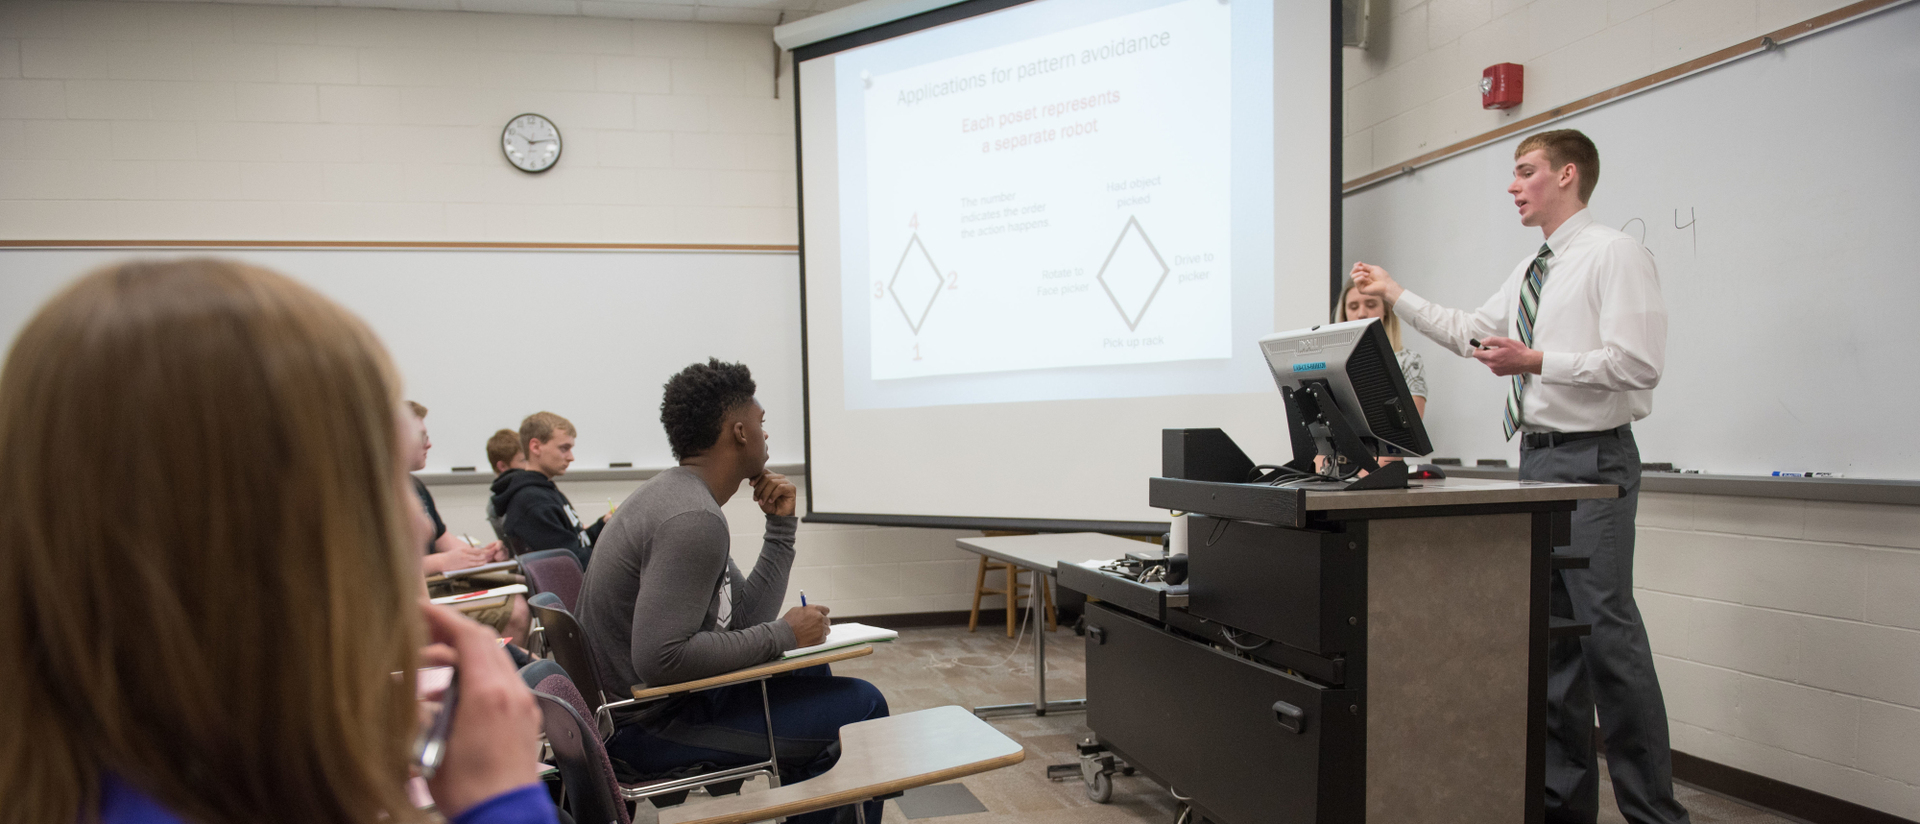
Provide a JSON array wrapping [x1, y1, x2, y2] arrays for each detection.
[[800, 590, 808, 606]]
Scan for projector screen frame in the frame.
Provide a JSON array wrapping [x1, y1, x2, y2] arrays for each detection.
[[791, 0, 1345, 534]]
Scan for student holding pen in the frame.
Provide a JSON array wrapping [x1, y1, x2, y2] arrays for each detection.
[[576, 358, 885, 824], [0, 259, 556, 824]]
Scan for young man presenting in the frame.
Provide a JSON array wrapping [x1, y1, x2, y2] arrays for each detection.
[[1352, 129, 1686, 824], [490, 411, 606, 567], [575, 359, 886, 824]]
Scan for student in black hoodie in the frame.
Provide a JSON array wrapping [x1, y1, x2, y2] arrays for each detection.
[[491, 411, 606, 567], [483, 428, 527, 541]]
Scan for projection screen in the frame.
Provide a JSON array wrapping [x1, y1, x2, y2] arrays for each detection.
[[791, 0, 1338, 531]]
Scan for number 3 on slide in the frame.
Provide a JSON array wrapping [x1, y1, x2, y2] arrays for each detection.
[[874, 281, 884, 299]]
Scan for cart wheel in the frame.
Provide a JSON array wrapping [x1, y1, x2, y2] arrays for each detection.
[[1088, 771, 1113, 804], [1120, 765, 1136, 776]]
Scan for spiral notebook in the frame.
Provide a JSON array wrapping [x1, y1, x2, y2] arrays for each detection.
[[781, 622, 899, 659]]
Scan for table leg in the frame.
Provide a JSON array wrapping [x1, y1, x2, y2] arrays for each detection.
[[973, 572, 1085, 718]]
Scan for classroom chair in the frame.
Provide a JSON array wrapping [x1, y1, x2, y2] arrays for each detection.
[[522, 659, 631, 824], [521, 653, 1026, 824], [968, 556, 1056, 637], [518, 548, 586, 612], [529, 597, 790, 807], [656, 705, 1025, 824]]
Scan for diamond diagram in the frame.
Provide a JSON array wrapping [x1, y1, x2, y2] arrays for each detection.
[[888, 233, 945, 335], [1095, 216, 1170, 332]]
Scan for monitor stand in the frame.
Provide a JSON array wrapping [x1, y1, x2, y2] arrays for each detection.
[[1276, 383, 1410, 491]]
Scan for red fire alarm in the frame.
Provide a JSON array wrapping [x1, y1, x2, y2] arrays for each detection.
[[1482, 63, 1524, 109]]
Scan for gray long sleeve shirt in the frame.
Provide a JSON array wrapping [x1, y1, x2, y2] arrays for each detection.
[[575, 467, 798, 703]]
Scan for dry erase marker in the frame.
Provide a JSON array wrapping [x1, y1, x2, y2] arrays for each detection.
[[1469, 338, 1492, 350]]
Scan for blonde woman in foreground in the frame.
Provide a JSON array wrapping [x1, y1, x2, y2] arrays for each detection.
[[0, 259, 557, 824]]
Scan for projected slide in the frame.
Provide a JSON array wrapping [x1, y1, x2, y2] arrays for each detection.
[[855, 0, 1233, 381]]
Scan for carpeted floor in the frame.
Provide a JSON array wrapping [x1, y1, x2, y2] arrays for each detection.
[[649, 621, 1798, 824]]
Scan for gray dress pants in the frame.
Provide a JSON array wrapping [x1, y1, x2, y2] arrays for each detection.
[[1519, 426, 1691, 824]]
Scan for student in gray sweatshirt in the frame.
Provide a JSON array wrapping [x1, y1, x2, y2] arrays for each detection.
[[575, 359, 888, 824]]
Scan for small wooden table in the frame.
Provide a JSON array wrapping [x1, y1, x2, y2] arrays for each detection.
[[956, 532, 1145, 717]]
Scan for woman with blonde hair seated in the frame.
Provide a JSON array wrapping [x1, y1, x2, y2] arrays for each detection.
[[1336, 276, 1429, 418], [0, 259, 556, 824]]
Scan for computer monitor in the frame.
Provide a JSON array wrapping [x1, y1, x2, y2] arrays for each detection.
[[1258, 318, 1432, 487]]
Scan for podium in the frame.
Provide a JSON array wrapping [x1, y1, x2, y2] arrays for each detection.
[[1062, 459, 1615, 824]]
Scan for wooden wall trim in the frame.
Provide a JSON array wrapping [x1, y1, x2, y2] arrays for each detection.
[[1671, 751, 1918, 824], [0, 240, 800, 253], [1342, 0, 1913, 194]]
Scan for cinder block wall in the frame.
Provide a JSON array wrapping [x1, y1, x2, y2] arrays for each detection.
[[1342, 0, 1857, 182], [1637, 492, 1920, 817], [0, 1, 795, 242], [3, 1, 997, 624], [1346, 1, 1920, 815]]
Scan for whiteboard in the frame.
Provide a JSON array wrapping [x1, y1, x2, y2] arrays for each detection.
[[1342, 3, 1920, 480], [0, 248, 805, 473]]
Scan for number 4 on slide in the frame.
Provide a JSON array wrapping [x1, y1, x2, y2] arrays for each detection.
[[908, 213, 918, 230]]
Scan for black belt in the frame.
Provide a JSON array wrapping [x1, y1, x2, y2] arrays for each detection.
[[1522, 425, 1628, 449]]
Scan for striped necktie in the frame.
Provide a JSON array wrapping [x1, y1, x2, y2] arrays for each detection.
[[1503, 243, 1552, 440]]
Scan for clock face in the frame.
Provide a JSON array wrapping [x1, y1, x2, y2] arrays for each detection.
[[502, 113, 561, 173]]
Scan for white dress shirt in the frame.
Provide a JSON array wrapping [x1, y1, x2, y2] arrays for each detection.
[[1394, 209, 1667, 434]]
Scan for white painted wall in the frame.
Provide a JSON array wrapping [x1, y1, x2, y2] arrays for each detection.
[[0, 0, 795, 243], [1341, 0, 1858, 182], [1639, 492, 1920, 818]]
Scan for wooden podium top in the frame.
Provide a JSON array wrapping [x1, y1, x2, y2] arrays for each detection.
[[1150, 475, 1615, 528], [1299, 476, 1616, 511]]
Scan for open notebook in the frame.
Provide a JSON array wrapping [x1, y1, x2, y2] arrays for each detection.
[[429, 584, 527, 606], [782, 622, 899, 659]]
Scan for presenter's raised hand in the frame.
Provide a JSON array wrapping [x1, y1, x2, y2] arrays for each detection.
[[1350, 262, 1405, 304], [782, 604, 831, 646], [751, 471, 797, 517], [1472, 336, 1544, 377]]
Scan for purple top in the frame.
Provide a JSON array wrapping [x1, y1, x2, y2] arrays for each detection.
[[99, 774, 557, 824]]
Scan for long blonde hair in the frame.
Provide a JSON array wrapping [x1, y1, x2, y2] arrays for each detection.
[[0, 259, 427, 824], [1336, 278, 1404, 352]]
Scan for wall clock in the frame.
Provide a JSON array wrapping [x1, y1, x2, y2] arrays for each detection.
[[502, 113, 561, 173]]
